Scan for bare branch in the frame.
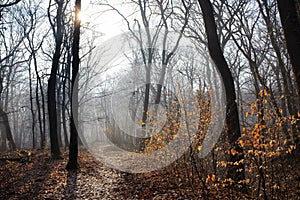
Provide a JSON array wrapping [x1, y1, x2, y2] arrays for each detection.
[[0, 0, 21, 8]]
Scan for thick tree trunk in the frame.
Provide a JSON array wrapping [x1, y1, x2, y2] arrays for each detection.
[[48, 0, 64, 159], [0, 108, 16, 151], [198, 0, 245, 190], [48, 60, 62, 158], [0, 122, 6, 151], [277, 0, 300, 150], [66, 0, 81, 170], [277, 0, 300, 99], [0, 74, 16, 151]]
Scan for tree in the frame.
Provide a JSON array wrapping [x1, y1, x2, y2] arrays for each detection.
[[276, 0, 300, 150], [0, 0, 30, 151], [99, 0, 192, 150], [19, 0, 47, 149], [197, 0, 245, 190], [66, 0, 81, 170], [47, 0, 65, 159], [276, 0, 300, 101]]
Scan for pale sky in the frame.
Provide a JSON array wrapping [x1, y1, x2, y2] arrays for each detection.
[[81, 1, 137, 42]]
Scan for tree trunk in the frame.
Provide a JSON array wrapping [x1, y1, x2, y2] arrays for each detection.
[[48, 0, 64, 159], [57, 79, 63, 147], [34, 52, 46, 149], [0, 121, 6, 151], [40, 80, 46, 149], [197, 0, 245, 190], [277, 0, 300, 150], [66, 0, 81, 170], [276, 0, 300, 100], [0, 73, 16, 151], [258, 0, 298, 129], [0, 108, 16, 151], [62, 60, 70, 148], [29, 63, 36, 148]]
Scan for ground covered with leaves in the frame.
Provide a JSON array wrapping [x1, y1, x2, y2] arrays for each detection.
[[0, 148, 298, 199]]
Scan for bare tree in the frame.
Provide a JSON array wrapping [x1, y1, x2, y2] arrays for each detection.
[[276, 0, 300, 152], [276, 0, 300, 102], [47, 0, 66, 158], [197, 0, 245, 190], [99, 0, 192, 150], [66, 0, 81, 170], [0, 0, 35, 151]]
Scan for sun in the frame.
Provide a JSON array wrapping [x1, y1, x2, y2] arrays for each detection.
[[77, 10, 88, 23]]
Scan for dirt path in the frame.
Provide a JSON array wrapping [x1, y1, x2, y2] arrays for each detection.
[[0, 149, 199, 200], [2, 146, 279, 199]]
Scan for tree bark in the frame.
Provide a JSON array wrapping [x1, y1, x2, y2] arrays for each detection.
[[29, 62, 36, 148], [33, 51, 46, 149], [66, 0, 81, 170], [48, 0, 64, 159], [276, 0, 300, 99], [257, 0, 298, 132], [0, 73, 16, 151], [276, 0, 300, 149], [0, 108, 16, 151], [62, 56, 71, 148], [197, 0, 245, 190], [57, 79, 63, 147]]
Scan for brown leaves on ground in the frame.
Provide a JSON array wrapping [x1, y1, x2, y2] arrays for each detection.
[[0, 148, 298, 199]]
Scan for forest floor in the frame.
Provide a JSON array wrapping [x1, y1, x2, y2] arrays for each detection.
[[0, 147, 298, 200]]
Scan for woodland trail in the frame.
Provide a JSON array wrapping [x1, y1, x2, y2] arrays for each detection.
[[0, 149, 200, 199], [0, 147, 289, 200]]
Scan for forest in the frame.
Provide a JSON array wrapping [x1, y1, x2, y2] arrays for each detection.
[[0, 0, 300, 199]]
